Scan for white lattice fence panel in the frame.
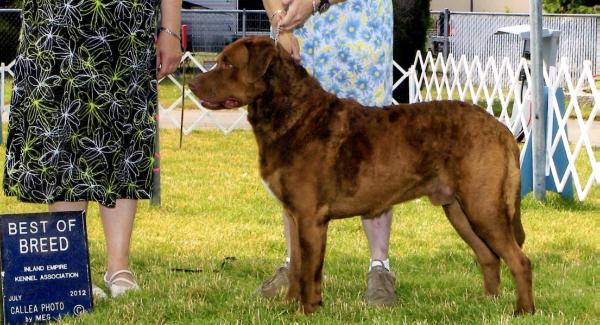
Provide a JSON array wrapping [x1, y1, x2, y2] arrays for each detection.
[[411, 51, 600, 201], [412, 51, 533, 140], [0, 61, 16, 117], [157, 51, 248, 135], [391, 61, 411, 105], [546, 60, 600, 201]]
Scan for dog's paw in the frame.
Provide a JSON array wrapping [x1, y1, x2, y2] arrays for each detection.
[[286, 289, 300, 302], [298, 301, 321, 315], [513, 304, 536, 316]]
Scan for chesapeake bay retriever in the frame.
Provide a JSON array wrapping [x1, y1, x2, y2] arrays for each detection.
[[189, 36, 534, 315]]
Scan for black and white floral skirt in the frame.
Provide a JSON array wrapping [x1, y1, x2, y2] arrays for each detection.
[[3, 0, 160, 207]]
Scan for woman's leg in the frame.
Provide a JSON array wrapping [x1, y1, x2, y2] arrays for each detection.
[[49, 201, 89, 213], [361, 210, 392, 263], [49, 201, 109, 298], [362, 209, 396, 306], [256, 212, 292, 297], [99, 199, 138, 277]]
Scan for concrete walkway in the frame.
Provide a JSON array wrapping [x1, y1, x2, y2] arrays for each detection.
[[160, 109, 600, 147]]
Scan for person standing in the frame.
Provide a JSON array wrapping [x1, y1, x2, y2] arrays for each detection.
[[3, 0, 182, 297], [258, 0, 396, 306]]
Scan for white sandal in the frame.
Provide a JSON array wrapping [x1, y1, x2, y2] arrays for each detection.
[[103, 270, 140, 298], [92, 284, 107, 300]]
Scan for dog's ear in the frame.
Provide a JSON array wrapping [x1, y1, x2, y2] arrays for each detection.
[[245, 38, 277, 82]]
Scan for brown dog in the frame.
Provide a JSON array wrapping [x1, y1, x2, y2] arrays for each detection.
[[189, 36, 534, 315]]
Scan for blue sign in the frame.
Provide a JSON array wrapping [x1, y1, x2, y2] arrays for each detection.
[[521, 87, 574, 199], [1, 211, 93, 324]]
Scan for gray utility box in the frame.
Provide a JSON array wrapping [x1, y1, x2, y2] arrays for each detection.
[[495, 24, 561, 67]]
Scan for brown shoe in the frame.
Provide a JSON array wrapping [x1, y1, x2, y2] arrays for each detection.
[[256, 266, 289, 298], [366, 266, 396, 306]]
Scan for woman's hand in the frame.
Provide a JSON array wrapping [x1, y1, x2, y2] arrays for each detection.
[[156, 31, 183, 80], [279, 0, 315, 30], [277, 31, 300, 61], [157, 0, 182, 80]]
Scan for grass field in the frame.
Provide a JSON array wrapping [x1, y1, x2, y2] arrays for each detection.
[[0, 128, 599, 324]]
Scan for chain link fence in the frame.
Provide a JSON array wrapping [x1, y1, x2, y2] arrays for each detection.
[[0, 9, 20, 64], [444, 11, 600, 77], [181, 9, 269, 53], [1, 8, 598, 71]]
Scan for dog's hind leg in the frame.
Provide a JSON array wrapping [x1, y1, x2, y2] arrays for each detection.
[[460, 198, 535, 315], [443, 198, 501, 296], [476, 224, 534, 315]]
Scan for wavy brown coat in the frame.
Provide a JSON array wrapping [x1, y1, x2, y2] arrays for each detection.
[[189, 37, 534, 315]]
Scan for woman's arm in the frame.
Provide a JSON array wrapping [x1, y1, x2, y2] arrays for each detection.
[[262, 0, 301, 60], [263, 0, 286, 22], [280, 0, 346, 30], [157, 0, 183, 80]]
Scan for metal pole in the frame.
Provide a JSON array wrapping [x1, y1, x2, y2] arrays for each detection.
[[443, 8, 450, 60], [470, 0, 474, 12], [530, 0, 546, 201], [242, 9, 247, 38]]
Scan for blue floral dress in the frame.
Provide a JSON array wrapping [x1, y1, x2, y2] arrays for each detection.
[[295, 0, 393, 107]]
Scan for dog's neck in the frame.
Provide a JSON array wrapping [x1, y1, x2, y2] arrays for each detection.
[[248, 55, 337, 143]]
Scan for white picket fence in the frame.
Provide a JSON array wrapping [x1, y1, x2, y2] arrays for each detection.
[[1, 51, 599, 201], [158, 52, 250, 135]]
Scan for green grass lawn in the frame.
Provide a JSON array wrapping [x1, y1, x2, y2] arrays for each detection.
[[0, 128, 599, 324]]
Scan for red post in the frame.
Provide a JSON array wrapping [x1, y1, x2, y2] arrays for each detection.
[[181, 24, 188, 51]]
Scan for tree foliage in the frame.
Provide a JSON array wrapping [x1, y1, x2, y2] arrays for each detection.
[[543, 0, 600, 14]]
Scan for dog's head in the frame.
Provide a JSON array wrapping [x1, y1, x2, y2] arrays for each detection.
[[189, 36, 280, 110]]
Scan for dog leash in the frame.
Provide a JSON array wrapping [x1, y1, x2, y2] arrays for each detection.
[[270, 9, 286, 46], [273, 20, 282, 46]]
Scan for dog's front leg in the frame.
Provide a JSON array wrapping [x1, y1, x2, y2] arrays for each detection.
[[285, 210, 302, 303], [285, 206, 329, 315]]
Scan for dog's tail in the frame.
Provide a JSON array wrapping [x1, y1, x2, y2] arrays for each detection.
[[505, 142, 525, 247], [512, 192, 525, 247]]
